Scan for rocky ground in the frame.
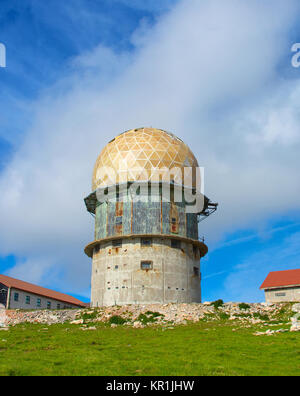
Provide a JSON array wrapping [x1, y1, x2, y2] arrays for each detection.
[[1, 301, 300, 334]]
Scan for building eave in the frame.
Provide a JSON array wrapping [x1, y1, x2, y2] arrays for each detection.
[[260, 284, 300, 291]]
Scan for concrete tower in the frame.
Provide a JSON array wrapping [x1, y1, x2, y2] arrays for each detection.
[[84, 128, 217, 307]]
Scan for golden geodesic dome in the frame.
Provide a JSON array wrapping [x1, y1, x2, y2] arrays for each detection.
[[92, 127, 199, 190]]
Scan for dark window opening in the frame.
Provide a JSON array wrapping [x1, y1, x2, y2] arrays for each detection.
[[112, 239, 122, 248], [171, 239, 181, 249], [57, 304, 61, 310], [26, 296, 30, 305], [275, 292, 286, 297], [47, 301, 51, 309], [14, 292, 19, 302], [141, 238, 152, 247], [141, 261, 153, 270], [37, 298, 41, 307], [193, 267, 200, 277]]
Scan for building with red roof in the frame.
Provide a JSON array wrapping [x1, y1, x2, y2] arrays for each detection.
[[260, 269, 300, 303], [0, 274, 86, 310]]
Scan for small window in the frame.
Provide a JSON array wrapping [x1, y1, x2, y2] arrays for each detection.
[[141, 238, 152, 247], [37, 298, 41, 308], [14, 292, 19, 302], [26, 296, 30, 305], [141, 261, 153, 270], [115, 216, 122, 225], [171, 239, 181, 249], [171, 217, 177, 224], [57, 304, 61, 310], [275, 292, 286, 297], [115, 265, 119, 270], [112, 239, 122, 248], [193, 267, 199, 277], [47, 301, 51, 309]]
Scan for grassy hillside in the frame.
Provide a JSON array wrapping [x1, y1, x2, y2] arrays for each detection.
[[0, 319, 299, 376]]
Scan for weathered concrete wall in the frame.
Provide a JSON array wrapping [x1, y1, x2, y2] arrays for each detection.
[[7, 288, 79, 310], [265, 287, 300, 303], [91, 237, 201, 307]]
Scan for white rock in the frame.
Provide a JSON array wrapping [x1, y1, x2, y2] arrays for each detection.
[[70, 319, 84, 325]]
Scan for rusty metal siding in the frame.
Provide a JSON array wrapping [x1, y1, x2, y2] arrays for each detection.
[[114, 201, 123, 236], [178, 202, 186, 237], [122, 197, 131, 236], [95, 202, 107, 239], [132, 201, 146, 234], [107, 201, 116, 237], [186, 213, 198, 240], [146, 201, 161, 234], [94, 191, 199, 241], [162, 201, 170, 235], [170, 202, 179, 234], [99, 202, 107, 239]]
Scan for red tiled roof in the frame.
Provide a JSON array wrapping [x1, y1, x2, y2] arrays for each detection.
[[260, 269, 300, 289], [0, 274, 86, 307]]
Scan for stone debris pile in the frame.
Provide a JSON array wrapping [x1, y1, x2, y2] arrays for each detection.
[[5, 309, 79, 326], [2, 302, 298, 331]]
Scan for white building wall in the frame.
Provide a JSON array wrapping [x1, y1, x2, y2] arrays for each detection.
[[264, 286, 300, 303], [8, 288, 79, 310], [91, 237, 201, 307]]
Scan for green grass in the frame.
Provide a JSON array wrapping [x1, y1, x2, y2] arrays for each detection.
[[0, 320, 299, 376]]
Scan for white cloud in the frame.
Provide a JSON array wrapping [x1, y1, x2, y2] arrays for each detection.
[[1, 0, 300, 297]]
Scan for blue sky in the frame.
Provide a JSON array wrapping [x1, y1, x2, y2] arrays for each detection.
[[0, 0, 300, 303]]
